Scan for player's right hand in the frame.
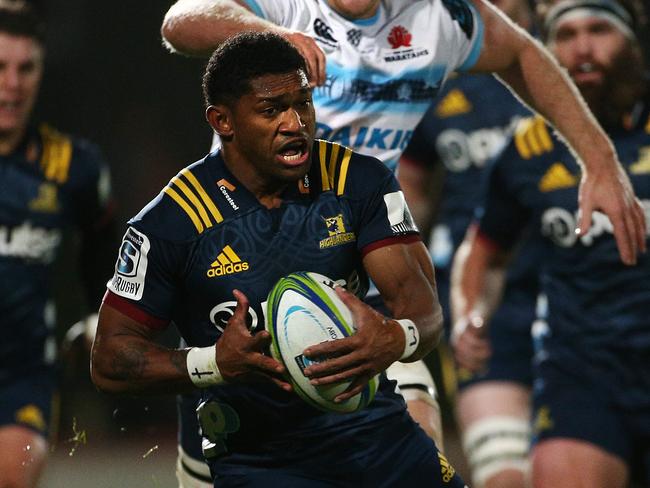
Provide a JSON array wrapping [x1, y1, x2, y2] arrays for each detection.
[[280, 30, 327, 87], [216, 289, 292, 392], [451, 313, 492, 373]]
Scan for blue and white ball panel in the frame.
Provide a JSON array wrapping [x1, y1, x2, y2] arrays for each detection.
[[266, 271, 379, 413]]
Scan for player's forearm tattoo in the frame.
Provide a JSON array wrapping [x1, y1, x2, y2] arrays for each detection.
[[170, 350, 187, 375], [112, 342, 149, 381]]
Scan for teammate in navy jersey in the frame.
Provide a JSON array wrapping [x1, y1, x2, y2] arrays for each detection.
[[398, 1, 539, 486], [91, 32, 469, 487], [452, 0, 650, 485], [0, 3, 116, 488]]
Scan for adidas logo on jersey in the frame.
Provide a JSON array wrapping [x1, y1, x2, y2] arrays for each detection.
[[539, 162, 578, 192], [435, 89, 472, 118], [630, 146, 650, 174], [207, 245, 249, 278]]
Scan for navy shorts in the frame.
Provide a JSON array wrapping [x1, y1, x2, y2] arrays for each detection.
[[178, 391, 207, 461], [533, 356, 650, 485], [209, 412, 467, 487], [456, 297, 535, 390], [0, 367, 57, 437]]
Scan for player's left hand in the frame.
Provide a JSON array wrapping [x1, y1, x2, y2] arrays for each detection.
[[577, 161, 647, 265], [450, 313, 491, 373], [302, 287, 403, 402]]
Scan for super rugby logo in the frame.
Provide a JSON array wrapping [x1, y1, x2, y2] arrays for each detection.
[[209, 300, 260, 333], [110, 227, 149, 300]]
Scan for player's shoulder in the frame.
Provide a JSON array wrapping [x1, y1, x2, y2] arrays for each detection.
[[509, 115, 559, 161], [130, 154, 226, 243], [37, 123, 106, 186], [309, 139, 392, 200]]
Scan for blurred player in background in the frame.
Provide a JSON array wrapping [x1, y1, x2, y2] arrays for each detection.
[[161, 0, 645, 484], [452, 0, 650, 486], [398, 1, 538, 486], [90, 31, 471, 487], [0, 2, 116, 487]]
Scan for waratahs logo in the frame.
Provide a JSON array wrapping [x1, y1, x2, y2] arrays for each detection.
[[388, 26, 411, 49]]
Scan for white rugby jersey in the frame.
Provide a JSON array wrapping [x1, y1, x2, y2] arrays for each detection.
[[240, 0, 484, 170]]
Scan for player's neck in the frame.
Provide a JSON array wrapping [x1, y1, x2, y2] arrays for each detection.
[[221, 152, 287, 209], [0, 128, 24, 156]]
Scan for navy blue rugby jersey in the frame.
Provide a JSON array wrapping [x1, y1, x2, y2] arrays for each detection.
[[478, 111, 650, 405], [0, 124, 113, 383], [403, 73, 531, 269], [402, 73, 538, 324], [105, 140, 421, 459]]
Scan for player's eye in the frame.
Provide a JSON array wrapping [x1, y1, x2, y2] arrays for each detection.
[[262, 106, 278, 116]]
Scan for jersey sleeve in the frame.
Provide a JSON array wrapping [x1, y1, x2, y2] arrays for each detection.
[[348, 155, 421, 255], [242, 0, 310, 29], [437, 0, 484, 73], [477, 145, 530, 250], [105, 224, 190, 329]]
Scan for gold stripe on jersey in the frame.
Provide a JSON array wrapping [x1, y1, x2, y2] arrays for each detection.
[[164, 187, 204, 233], [514, 117, 553, 160], [336, 147, 352, 196], [181, 169, 224, 224], [39, 125, 73, 184], [318, 140, 331, 191], [316, 141, 353, 195], [170, 176, 212, 229], [327, 143, 340, 189]]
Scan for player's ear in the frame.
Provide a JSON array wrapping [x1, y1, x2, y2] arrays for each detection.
[[206, 105, 233, 138]]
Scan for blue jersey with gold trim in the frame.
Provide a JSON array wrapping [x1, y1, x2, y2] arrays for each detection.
[[106, 140, 421, 465], [403, 73, 536, 330], [0, 124, 112, 383], [404, 73, 529, 267], [479, 110, 650, 407]]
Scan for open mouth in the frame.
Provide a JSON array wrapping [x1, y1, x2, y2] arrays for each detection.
[[278, 139, 310, 166], [0, 100, 21, 114], [572, 62, 602, 83]]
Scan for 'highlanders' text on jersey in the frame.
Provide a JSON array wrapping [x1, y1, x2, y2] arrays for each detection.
[[0, 124, 112, 383], [238, 0, 484, 170], [105, 140, 421, 466], [478, 110, 650, 408]]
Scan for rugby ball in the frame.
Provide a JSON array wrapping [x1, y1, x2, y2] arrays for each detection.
[[266, 271, 379, 413]]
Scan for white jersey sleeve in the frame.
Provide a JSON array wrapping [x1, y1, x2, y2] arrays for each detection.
[[239, 0, 484, 171]]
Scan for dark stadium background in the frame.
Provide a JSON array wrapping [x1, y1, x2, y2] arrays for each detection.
[[33, 1, 650, 486], [36, 2, 207, 486]]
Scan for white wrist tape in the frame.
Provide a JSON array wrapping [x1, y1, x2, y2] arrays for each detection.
[[396, 319, 420, 361], [186, 346, 224, 387]]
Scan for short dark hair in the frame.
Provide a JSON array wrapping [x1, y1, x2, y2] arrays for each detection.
[[0, 1, 45, 43], [202, 31, 308, 107]]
